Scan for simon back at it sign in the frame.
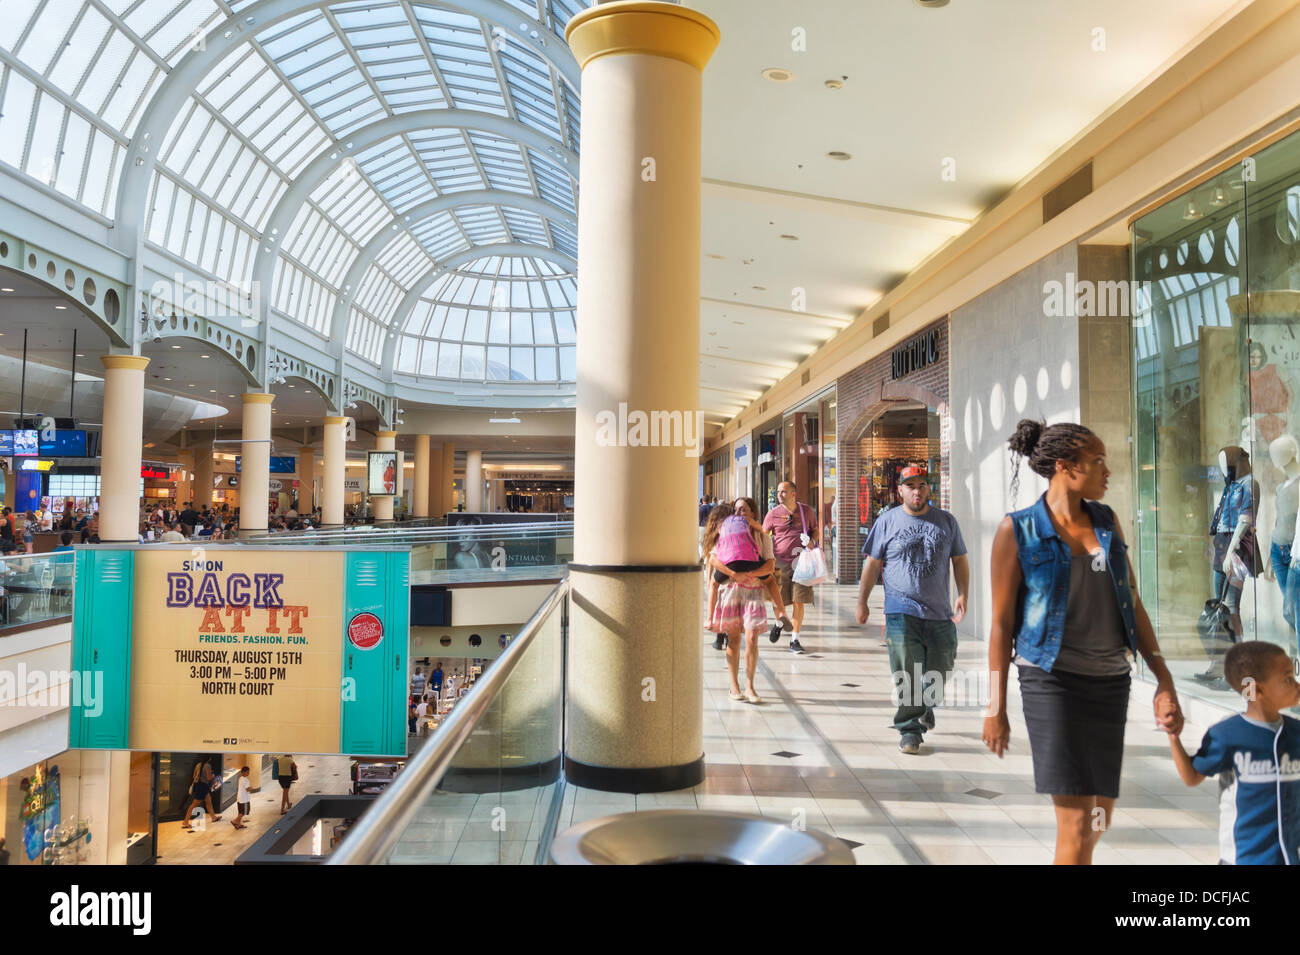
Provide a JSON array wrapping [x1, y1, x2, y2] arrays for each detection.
[[68, 546, 409, 756]]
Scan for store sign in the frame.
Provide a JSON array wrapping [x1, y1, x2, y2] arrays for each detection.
[[68, 548, 409, 756], [344, 478, 362, 492], [141, 466, 171, 480], [891, 329, 941, 381], [269, 479, 283, 492], [227, 476, 239, 488], [19, 459, 53, 472]]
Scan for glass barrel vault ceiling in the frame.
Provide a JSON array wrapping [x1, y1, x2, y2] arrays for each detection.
[[0, 0, 586, 385]]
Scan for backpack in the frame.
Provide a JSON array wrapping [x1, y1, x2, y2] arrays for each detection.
[[715, 515, 761, 565]]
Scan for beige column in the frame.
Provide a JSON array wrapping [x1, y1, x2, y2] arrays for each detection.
[[193, 446, 214, 511], [99, 355, 150, 542], [465, 449, 483, 511], [412, 434, 430, 517], [175, 449, 194, 509], [298, 446, 316, 514], [373, 430, 397, 522], [564, 2, 718, 792], [441, 441, 456, 512], [322, 416, 346, 526], [239, 393, 273, 537], [427, 443, 445, 517]]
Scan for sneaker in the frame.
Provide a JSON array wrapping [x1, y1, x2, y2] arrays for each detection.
[[789, 638, 805, 655], [712, 633, 727, 651], [899, 733, 922, 755], [1193, 668, 1223, 684], [779, 615, 793, 632], [768, 623, 782, 644]]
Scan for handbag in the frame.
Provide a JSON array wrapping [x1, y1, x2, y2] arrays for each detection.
[[790, 504, 832, 586], [1195, 576, 1236, 661]]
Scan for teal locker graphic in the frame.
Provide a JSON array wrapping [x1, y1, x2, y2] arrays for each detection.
[[339, 550, 409, 756], [68, 550, 134, 749]]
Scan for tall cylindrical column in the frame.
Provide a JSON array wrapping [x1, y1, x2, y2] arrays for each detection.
[[175, 449, 194, 511], [99, 355, 150, 542], [465, 449, 483, 511], [441, 441, 456, 513], [298, 446, 315, 514], [193, 446, 214, 513], [322, 416, 347, 526], [565, 2, 719, 792], [427, 444, 444, 517], [240, 393, 273, 537], [373, 430, 396, 522], [413, 434, 431, 517]]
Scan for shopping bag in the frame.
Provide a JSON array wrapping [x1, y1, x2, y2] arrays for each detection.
[[792, 545, 832, 586]]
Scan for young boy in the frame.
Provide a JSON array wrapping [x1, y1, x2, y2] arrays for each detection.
[[231, 766, 251, 830], [1167, 641, 1300, 864]]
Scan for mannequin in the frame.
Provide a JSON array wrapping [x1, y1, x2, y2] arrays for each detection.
[[1195, 446, 1256, 684], [1268, 435, 1300, 634]]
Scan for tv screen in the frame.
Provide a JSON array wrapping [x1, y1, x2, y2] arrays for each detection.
[[39, 430, 87, 457], [410, 586, 451, 627], [12, 430, 37, 457], [234, 455, 297, 473]]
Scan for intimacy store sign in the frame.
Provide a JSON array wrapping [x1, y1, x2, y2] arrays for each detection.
[[68, 547, 409, 756]]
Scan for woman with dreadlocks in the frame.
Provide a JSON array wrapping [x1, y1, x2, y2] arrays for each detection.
[[982, 419, 1182, 864]]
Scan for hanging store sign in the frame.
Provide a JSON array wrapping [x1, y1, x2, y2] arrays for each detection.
[[67, 547, 409, 756], [367, 451, 400, 496], [890, 329, 941, 381]]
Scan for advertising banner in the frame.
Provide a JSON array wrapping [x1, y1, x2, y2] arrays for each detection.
[[442, 512, 560, 569], [367, 451, 398, 495], [68, 547, 409, 756]]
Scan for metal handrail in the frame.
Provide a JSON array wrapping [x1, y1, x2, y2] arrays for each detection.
[[238, 520, 573, 545], [328, 578, 569, 865]]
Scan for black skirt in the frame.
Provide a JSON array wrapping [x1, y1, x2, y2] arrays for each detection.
[[1017, 665, 1130, 799]]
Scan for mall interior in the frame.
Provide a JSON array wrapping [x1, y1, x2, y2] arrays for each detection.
[[1, 0, 1299, 867]]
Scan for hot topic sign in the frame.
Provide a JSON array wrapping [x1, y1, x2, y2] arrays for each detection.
[[68, 548, 409, 756]]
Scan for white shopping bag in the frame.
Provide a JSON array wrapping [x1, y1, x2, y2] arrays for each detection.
[[792, 545, 832, 586]]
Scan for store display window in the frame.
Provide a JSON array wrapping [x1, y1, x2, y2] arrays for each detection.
[[1132, 127, 1300, 705]]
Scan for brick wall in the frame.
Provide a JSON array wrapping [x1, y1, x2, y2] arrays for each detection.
[[835, 317, 951, 584]]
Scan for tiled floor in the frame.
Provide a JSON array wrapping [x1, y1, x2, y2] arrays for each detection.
[[558, 583, 1221, 865]]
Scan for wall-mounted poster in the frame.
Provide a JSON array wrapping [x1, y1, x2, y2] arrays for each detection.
[[367, 451, 399, 495], [68, 546, 409, 756]]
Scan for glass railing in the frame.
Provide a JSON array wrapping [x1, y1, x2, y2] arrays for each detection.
[[235, 520, 574, 584], [0, 550, 76, 631], [329, 580, 568, 865]]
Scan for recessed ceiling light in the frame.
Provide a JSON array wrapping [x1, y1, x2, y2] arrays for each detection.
[[824, 79, 845, 90], [914, 0, 950, 7], [779, 234, 799, 241], [761, 67, 795, 83], [209, 389, 216, 393], [200, 354, 210, 358], [171, 345, 181, 349], [54, 305, 66, 310], [187, 383, 194, 387], [0, 288, 13, 293], [705, 253, 725, 260], [752, 285, 766, 291], [76, 353, 84, 357], [827, 150, 852, 161]]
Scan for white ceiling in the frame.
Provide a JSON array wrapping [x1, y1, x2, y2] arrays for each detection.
[[690, 0, 1246, 425]]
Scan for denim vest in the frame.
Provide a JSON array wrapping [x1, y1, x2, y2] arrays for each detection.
[[1010, 495, 1138, 672]]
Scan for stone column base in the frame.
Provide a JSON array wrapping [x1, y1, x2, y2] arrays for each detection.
[[565, 565, 703, 793]]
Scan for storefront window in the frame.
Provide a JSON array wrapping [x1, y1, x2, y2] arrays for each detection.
[[1, 752, 112, 865], [1132, 128, 1300, 705], [857, 403, 941, 537], [821, 392, 838, 577]]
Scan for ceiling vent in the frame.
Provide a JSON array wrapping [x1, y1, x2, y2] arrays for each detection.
[[872, 312, 891, 337], [1043, 161, 1093, 223]]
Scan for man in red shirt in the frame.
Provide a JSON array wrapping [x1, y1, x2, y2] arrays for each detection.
[[762, 480, 818, 654]]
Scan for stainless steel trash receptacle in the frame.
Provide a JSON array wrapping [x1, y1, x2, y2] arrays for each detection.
[[550, 810, 855, 865]]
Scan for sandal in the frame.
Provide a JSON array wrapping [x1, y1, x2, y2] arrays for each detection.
[[728, 690, 745, 702], [744, 690, 762, 704]]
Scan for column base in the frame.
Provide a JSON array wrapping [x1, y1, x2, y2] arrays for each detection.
[[563, 754, 704, 794]]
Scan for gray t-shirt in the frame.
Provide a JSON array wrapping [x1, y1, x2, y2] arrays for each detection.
[[862, 506, 966, 620]]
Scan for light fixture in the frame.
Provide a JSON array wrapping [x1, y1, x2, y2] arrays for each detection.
[[54, 305, 66, 310], [826, 151, 851, 161], [171, 344, 181, 349], [1182, 200, 1201, 221], [490, 417, 521, 424], [824, 78, 845, 90], [1210, 186, 1229, 207], [761, 67, 796, 83], [914, 0, 950, 7], [779, 234, 799, 241], [0, 288, 13, 292]]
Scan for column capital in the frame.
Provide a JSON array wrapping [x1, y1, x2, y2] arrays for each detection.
[[376, 430, 398, 440], [323, 416, 348, 425], [565, 1, 720, 71], [241, 392, 275, 405], [100, 354, 150, 371]]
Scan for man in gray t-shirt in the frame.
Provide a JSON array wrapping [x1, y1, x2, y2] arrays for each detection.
[[856, 466, 969, 755]]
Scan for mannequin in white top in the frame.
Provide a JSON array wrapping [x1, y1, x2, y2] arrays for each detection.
[[1267, 437, 1300, 633], [1216, 448, 1253, 579]]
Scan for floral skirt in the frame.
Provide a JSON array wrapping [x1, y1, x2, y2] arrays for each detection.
[[711, 580, 766, 633]]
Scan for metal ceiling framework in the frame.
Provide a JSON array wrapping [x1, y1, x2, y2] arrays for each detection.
[[0, 0, 587, 411]]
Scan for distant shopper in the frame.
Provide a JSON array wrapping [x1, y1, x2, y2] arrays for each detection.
[[180, 758, 220, 828], [160, 522, 186, 543], [179, 501, 199, 537], [698, 496, 714, 528], [701, 502, 736, 652], [855, 467, 969, 755], [0, 518, 14, 555], [734, 497, 792, 638], [231, 766, 252, 830], [275, 754, 298, 814], [1168, 641, 1300, 864], [762, 481, 818, 653], [53, 531, 75, 553], [415, 697, 429, 734], [430, 663, 444, 699], [983, 419, 1181, 865], [709, 503, 772, 704], [411, 667, 426, 697], [0, 836, 8, 865], [21, 512, 36, 554]]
